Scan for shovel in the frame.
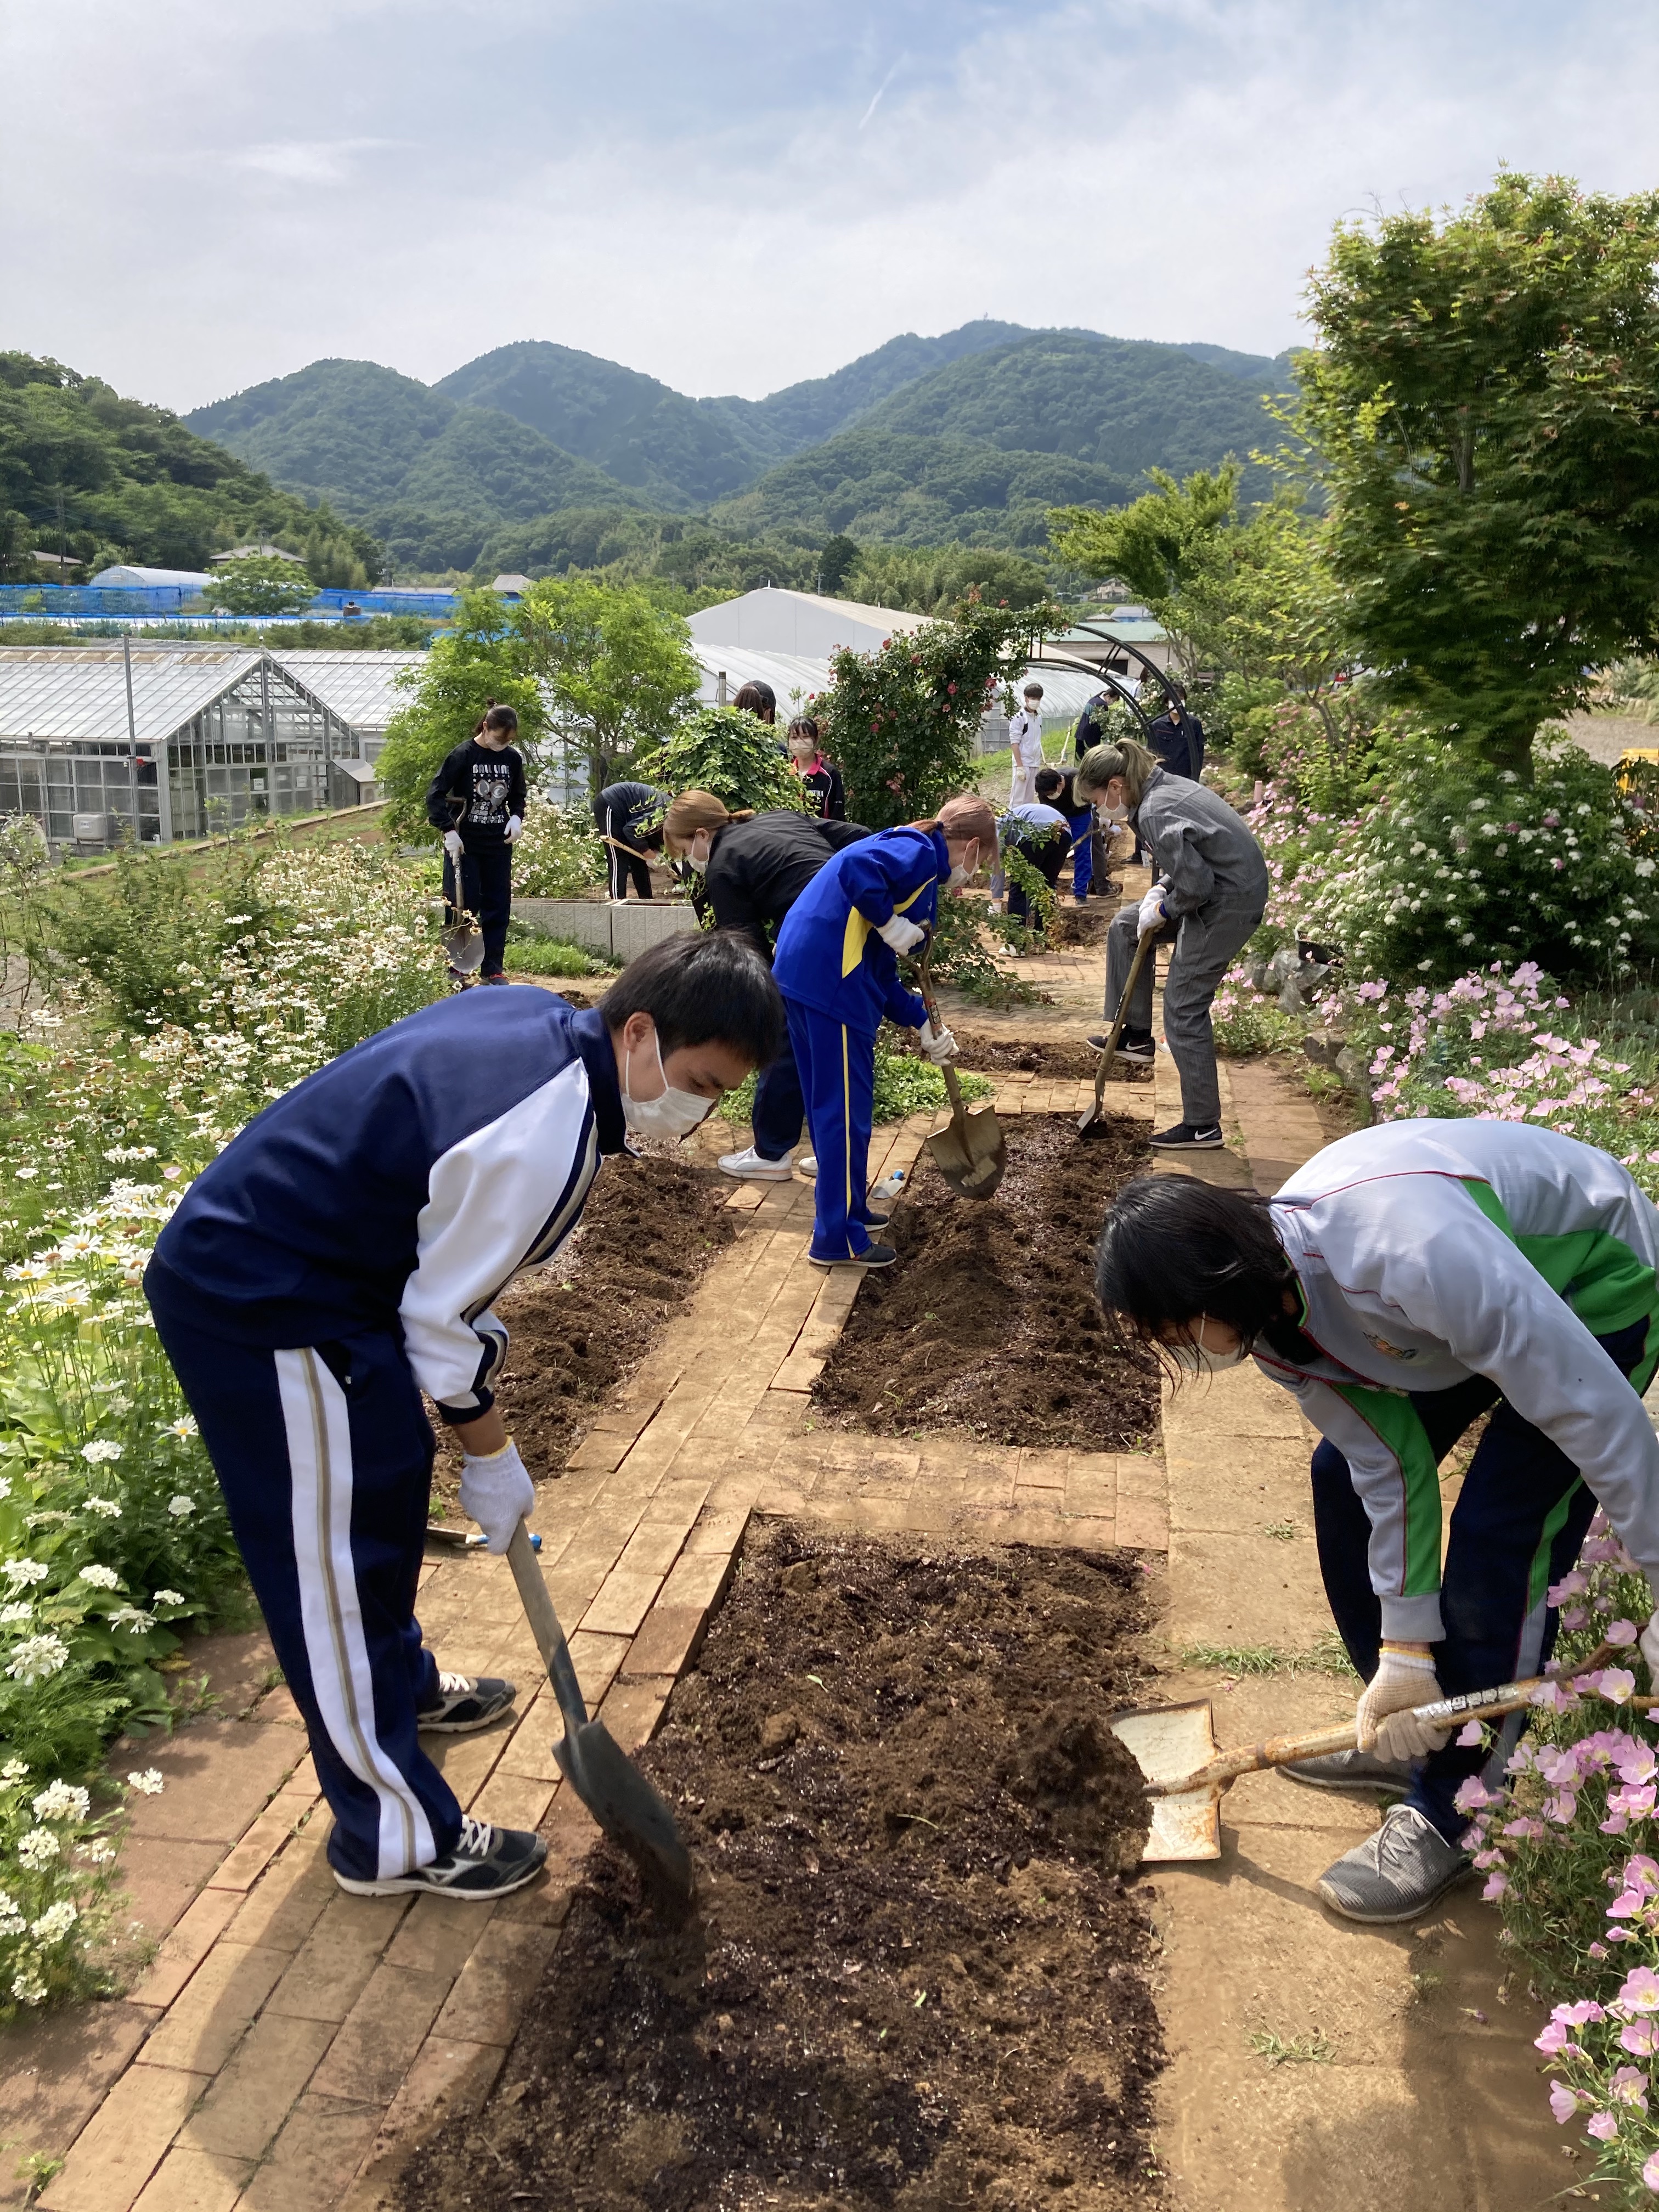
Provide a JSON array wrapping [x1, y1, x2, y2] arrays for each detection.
[[1077, 927, 1156, 1134], [1110, 1639, 1623, 1863], [442, 914, 486, 977], [913, 935, 1006, 1200], [505, 1521, 694, 1912]]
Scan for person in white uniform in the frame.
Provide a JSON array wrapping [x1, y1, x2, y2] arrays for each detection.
[[1008, 681, 1046, 808], [1093, 1119, 1659, 1925]]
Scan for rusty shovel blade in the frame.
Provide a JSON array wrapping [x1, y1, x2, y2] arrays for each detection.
[[925, 1096, 1007, 1199], [1105, 1701, 1223, 1862]]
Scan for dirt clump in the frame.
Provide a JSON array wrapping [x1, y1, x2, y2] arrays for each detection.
[[1046, 903, 1113, 949], [398, 1522, 1163, 2212], [954, 1032, 1102, 1079], [430, 1152, 738, 1509], [815, 1115, 1158, 1449]]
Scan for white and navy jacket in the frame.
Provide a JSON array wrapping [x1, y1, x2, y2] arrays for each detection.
[[1256, 1120, 1659, 1640], [146, 991, 626, 1424]]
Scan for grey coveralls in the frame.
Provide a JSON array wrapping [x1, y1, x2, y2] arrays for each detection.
[[1103, 768, 1268, 1128]]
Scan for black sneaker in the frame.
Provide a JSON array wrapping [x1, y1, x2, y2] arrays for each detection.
[[332, 1815, 548, 1900], [810, 1242, 897, 1271], [1150, 1121, 1224, 1150], [416, 1671, 516, 1734], [856, 1207, 891, 1229], [1282, 1747, 1418, 1793], [1085, 1029, 1156, 1063], [1315, 1804, 1470, 1925]]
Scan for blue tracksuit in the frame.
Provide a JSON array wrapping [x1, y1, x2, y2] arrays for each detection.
[[145, 990, 627, 1882], [772, 826, 945, 1260]]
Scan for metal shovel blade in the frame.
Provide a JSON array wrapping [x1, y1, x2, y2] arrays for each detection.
[[443, 917, 486, 973], [1106, 1701, 1223, 1862], [925, 1098, 1007, 1199], [554, 1718, 693, 1906]]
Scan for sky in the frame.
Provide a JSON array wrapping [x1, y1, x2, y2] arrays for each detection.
[[4, 0, 1658, 415]]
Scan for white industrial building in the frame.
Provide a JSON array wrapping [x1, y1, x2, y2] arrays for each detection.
[[0, 644, 423, 848]]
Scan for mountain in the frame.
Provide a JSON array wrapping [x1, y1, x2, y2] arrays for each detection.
[[1175, 341, 1296, 385], [708, 427, 1135, 550], [185, 359, 639, 521], [431, 320, 1031, 508], [0, 351, 320, 577], [854, 332, 1281, 482]]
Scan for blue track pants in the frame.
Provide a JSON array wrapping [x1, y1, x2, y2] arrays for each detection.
[[1067, 809, 1094, 899], [749, 1029, 806, 1162], [783, 998, 879, 1261], [1312, 1317, 1651, 1844], [149, 1297, 461, 1882]]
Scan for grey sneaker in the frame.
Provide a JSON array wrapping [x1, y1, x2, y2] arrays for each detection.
[[1316, 1804, 1470, 1925], [1282, 1747, 1418, 1793], [416, 1671, 516, 1733]]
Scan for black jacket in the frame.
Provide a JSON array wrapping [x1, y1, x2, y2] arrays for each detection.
[[703, 810, 869, 957], [795, 760, 846, 820], [593, 781, 667, 850], [426, 741, 527, 844], [1144, 709, 1204, 781]]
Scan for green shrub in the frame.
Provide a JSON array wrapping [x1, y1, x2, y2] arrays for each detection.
[[718, 1027, 992, 1129], [639, 706, 807, 818], [501, 933, 614, 977]]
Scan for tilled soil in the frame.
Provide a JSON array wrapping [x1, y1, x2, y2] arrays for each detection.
[[814, 1116, 1159, 1449], [1045, 904, 1113, 949], [400, 1522, 1163, 2212], [429, 1152, 739, 1509], [954, 1033, 1102, 1080]]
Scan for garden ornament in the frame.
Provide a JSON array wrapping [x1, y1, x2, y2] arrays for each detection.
[[912, 933, 1005, 1199], [506, 1521, 694, 1912], [1078, 929, 1156, 1133], [1111, 1639, 1622, 1864]]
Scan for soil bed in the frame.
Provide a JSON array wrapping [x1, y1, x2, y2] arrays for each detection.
[[429, 1152, 738, 1510], [1045, 905, 1112, 950], [955, 1033, 1102, 1080], [400, 1521, 1163, 2212], [814, 1116, 1159, 1449]]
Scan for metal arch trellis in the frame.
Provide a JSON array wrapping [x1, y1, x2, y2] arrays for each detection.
[[1020, 618, 1184, 751]]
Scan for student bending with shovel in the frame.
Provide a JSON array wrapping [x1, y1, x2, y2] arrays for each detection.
[[1094, 1118, 1659, 1924], [145, 933, 782, 1903]]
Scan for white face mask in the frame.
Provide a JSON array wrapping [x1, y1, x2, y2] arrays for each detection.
[[1097, 800, 1130, 826], [1167, 1318, 1249, 1376], [621, 1028, 715, 1139], [946, 842, 980, 890]]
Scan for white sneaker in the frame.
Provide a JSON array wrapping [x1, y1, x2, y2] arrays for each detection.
[[797, 1154, 817, 1177], [716, 1146, 796, 1181]]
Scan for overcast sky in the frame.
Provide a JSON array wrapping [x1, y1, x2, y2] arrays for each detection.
[[4, 0, 1656, 415]]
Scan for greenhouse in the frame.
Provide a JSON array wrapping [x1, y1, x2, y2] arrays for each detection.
[[0, 644, 414, 847]]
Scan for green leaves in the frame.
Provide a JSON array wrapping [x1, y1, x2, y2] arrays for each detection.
[[512, 576, 700, 794], [640, 707, 806, 819]]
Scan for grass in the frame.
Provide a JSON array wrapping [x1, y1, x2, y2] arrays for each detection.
[[1261, 1519, 1299, 1542], [1248, 2028, 1336, 2067], [502, 932, 617, 978], [1179, 1632, 1358, 1680]]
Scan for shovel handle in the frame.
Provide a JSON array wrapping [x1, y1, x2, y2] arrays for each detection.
[[913, 934, 972, 1149], [506, 1521, 589, 1730], [1146, 1638, 1624, 1799]]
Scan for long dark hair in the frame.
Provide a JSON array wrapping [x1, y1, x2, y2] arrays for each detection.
[[1094, 1175, 1293, 1356], [475, 702, 518, 738], [732, 681, 776, 724]]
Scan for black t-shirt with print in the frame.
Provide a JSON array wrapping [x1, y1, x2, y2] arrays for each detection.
[[425, 741, 528, 845]]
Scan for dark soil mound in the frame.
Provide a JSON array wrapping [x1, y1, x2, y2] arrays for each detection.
[[431, 1152, 738, 1506], [399, 1523, 1163, 2212], [955, 1032, 1102, 1079], [1046, 904, 1113, 949], [814, 1115, 1158, 1449]]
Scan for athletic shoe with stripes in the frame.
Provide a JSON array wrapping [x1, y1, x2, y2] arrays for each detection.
[[416, 1672, 516, 1733], [332, 1814, 548, 1899], [1314, 1804, 1469, 1925]]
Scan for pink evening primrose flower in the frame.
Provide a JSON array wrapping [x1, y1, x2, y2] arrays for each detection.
[[1588, 2111, 1620, 2142], [1607, 1619, 1641, 1646], [1543, 1792, 1579, 1825], [1481, 1870, 1509, 1901], [1644, 2148, 1659, 2191], [1598, 1669, 1638, 1705], [1612, 2067, 1651, 2111], [1623, 2018, 1659, 2056], [1558, 2001, 1608, 2025], [1550, 2081, 1583, 2124], [1455, 1719, 1485, 1748], [1621, 1747, 1659, 1788], [1619, 1968, 1659, 2012]]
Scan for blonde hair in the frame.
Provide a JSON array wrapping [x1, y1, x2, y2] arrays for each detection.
[[662, 789, 754, 854], [1074, 737, 1158, 810], [928, 794, 998, 848]]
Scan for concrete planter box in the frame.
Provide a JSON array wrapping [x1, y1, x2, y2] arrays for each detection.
[[514, 898, 698, 961]]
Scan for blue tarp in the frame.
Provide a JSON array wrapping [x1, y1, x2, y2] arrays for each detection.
[[0, 584, 462, 620]]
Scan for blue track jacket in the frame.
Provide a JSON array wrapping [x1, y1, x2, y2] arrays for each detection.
[[771, 825, 947, 1033], [146, 991, 627, 1424]]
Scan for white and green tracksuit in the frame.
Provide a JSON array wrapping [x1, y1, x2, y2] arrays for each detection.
[[1258, 1120, 1659, 1643]]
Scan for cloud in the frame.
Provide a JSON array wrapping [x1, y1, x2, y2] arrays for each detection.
[[3, 0, 1656, 413]]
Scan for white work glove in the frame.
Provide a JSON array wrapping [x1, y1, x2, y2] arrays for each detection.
[[876, 913, 926, 955], [1137, 883, 1170, 937], [504, 814, 523, 843], [442, 828, 464, 862], [1640, 1614, 1659, 1685], [919, 1019, 958, 1064], [458, 1437, 535, 1555], [1356, 1646, 1449, 1761]]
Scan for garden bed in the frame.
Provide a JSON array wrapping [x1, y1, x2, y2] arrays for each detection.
[[430, 1153, 740, 1508], [813, 1116, 1159, 1450], [1046, 905, 1113, 949], [400, 1521, 1163, 2212], [955, 1033, 1103, 1079]]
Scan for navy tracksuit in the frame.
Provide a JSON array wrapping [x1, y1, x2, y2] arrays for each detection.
[[146, 992, 627, 1883], [772, 825, 944, 1261]]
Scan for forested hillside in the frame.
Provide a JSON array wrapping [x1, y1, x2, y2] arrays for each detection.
[[0, 352, 320, 578]]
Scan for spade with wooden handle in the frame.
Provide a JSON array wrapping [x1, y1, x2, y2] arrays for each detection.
[[912, 933, 1005, 1200], [1079, 926, 1155, 1133]]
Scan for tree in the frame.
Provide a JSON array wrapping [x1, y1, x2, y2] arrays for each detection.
[[1049, 465, 1243, 682], [375, 590, 548, 842], [205, 554, 315, 617], [844, 544, 1051, 616], [813, 594, 1062, 830], [817, 533, 859, 593], [511, 577, 700, 796], [1298, 170, 1659, 775]]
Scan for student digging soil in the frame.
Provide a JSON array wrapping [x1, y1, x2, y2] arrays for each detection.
[[426, 703, 528, 983]]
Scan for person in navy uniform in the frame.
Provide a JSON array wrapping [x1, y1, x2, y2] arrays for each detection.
[[425, 705, 527, 983], [145, 933, 783, 1901], [592, 780, 668, 901], [772, 794, 996, 1269], [786, 718, 846, 820]]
